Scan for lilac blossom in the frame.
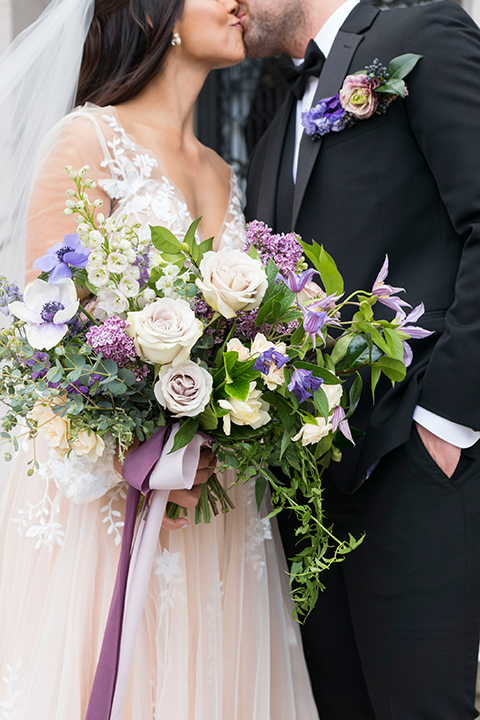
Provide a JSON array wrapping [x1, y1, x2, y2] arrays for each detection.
[[8, 278, 79, 350], [0, 275, 23, 316], [288, 368, 324, 404], [331, 405, 354, 444], [253, 347, 289, 375], [33, 234, 90, 283], [395, 303, 434, 367], [275, 268, 318, 294], [86, 316, 138, 367], [372, 256, 410, 313], [245, 221, 303, 273], [301, 306, 328, 348], [301, 94, 348, 139]]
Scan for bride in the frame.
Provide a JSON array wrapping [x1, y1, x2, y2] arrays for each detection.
[[0, 0, 320, 718]]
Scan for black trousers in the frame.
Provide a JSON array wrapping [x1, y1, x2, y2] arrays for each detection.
[[279, 426, 480, 719]]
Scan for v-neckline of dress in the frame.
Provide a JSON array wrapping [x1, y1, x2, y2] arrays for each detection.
[[103, 104, 235, 246]]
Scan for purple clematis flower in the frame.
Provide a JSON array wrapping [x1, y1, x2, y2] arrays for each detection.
[[33, 234, 90, 283], [288, 368, 324, 404], [395, 303, 434, 367], [331, 405, 355, 444], [372, 256, 410, 314], [275, 268, 319, 294], [8, 278, 79, 350], [254, 347, 289, 375], [301, 305, 328, 348]]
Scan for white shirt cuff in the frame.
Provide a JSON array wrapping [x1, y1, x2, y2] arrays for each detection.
[[413, 406, 480, 449]]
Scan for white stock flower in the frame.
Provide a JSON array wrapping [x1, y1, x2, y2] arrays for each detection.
[[71, 429, 105, 462], [292, 417, 333, 446], [196, 249, 268, 319], [218, 382, 271, 436], [154, 361, 213, 417], [119, 276, 140, 298], [88, 249, 105, 267], [126, 297, 203, 365], [96, 288, 129, 316], [323, 383, 343, 411], [155, 274, 179, 299], [107, 253, 129, 274], [87, 266, 110, 288], [226, 338, 250, 361]]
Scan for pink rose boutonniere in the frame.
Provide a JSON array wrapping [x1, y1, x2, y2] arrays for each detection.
[[302, 54, 422, 140]]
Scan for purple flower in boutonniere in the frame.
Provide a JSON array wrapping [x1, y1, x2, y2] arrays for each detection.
[[301, 94, 348, 138], [302, 53, 422, 141]]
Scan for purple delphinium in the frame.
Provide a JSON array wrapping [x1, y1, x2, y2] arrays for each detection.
[[33, 234, 90, 283], [301, 94, 348, 140], [23, 350, 50, 380], [395, 303, 434, 367], [86, 316, 137, 367], [134, 249, 151, 288], [275, 268, 318, 294], [245, 221, 303, 273], [372, 256, 410, 314], [253, 347, 289, 375], [288, 368, 324, 404], [0, 275, 23, 316]]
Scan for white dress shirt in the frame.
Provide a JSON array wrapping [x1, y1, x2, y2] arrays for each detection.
[[291, 0, 480, 448]]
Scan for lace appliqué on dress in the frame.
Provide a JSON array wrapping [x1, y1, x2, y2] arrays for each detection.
[[46, 442, 123, 504], [0, 660, 22, 720], [244, 483, 273, 580], [101, 482, 128, 546], [11, 466, 64, 553], [154, 548, 182, 585]]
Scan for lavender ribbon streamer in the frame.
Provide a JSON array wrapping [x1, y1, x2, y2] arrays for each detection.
[[85, 423, 206, 720]]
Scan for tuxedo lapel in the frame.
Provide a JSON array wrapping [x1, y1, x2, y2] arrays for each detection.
[[255, 92, 295, 227], [292, 2, 380, 228]]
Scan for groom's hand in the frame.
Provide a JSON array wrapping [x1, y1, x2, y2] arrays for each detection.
[[162, 448, 217, 530], [415, 422, 461, 478]]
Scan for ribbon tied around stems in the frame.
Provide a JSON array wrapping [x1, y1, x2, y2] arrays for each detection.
[[85, 422, 210, 720]]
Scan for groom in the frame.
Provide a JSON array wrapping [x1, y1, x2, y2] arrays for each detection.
[[241, 0, 480, 717]]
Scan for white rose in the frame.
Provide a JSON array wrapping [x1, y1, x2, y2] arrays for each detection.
[[292, 417, 333, 446], [218, 382, 271, 436], [154, 361, 213, 417], [71, 429, 105, 461], [29, 399, 70, 456], [226, 338, 250, 362], [196, 249, 268, 319], [323, 383, 343, 411], [126, 297, 203, 366]]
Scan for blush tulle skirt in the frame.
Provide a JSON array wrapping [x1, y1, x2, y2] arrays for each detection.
[[0, 448, 319, 719]]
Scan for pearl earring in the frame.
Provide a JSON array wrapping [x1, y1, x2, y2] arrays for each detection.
[[171, 32, 182, 46]]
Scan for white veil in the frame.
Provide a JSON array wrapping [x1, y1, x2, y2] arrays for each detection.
[[0, 0, 95, 289]]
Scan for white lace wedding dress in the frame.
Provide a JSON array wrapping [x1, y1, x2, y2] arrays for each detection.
[[0, 104, 319, 720]]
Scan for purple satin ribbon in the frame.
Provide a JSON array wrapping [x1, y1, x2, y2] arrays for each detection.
[[85, 423, 206, 720]]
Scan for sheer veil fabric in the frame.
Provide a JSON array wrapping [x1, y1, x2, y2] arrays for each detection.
[[0, 10, 321, 714]]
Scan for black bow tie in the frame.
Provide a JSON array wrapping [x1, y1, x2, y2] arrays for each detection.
[[279, 40, 326, 101]]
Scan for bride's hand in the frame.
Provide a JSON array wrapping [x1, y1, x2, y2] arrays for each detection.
[[162, 448, 216, 531]]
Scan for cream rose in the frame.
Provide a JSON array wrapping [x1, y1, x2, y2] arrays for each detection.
[[29, 399, 70, 457], [292, 417, 333, 446], [218, 382, 271, 436], [226, 338, 250, 362], [250, 332, 274, 357], [126, 298, 203, 366], [154, 361, 213, 417], [196, 249, 268, 319], [71, 429, 105, 462], [323, 383, 343, 411], [250, 333, 288, 390]]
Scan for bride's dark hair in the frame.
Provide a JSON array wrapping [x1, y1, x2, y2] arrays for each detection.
[[76, 0, 185, 106]]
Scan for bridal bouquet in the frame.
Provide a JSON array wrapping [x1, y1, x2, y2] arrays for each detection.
[[0, 166, 430, 616]]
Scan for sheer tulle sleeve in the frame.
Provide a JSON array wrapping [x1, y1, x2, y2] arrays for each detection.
[[25, 112, 113, 284]]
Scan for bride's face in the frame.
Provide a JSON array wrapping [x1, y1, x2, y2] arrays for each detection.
[[176, 0, 245, 69]]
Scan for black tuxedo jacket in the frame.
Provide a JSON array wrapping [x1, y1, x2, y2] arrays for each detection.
[[245, 0, 480, 492]]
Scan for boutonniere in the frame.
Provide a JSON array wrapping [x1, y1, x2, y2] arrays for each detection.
[[301, 53, 422, 140]]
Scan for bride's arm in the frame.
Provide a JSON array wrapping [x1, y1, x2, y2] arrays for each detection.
[[26, 117, 112, 284]]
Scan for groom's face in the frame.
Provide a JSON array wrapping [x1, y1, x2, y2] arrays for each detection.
[[237, 0, 307, 57]]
